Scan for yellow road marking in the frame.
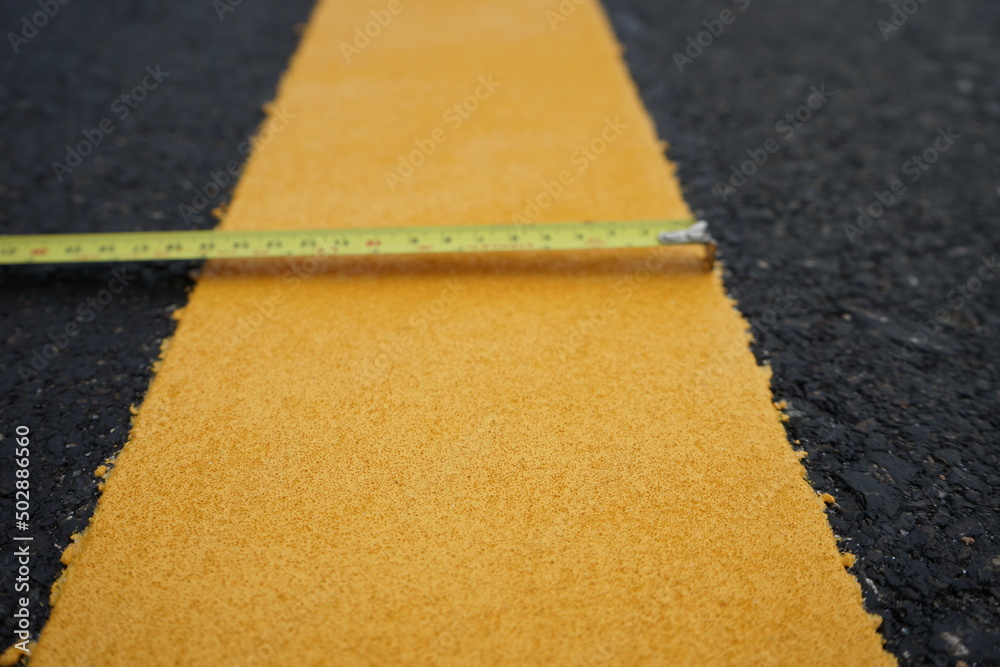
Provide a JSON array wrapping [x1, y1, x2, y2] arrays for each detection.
[[32, 0, 893, 664]]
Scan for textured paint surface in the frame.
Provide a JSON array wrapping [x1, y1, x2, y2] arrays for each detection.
[[32, 0, 892, 664]]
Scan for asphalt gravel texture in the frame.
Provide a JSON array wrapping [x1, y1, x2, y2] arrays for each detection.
[[1, 0, 998, 665]]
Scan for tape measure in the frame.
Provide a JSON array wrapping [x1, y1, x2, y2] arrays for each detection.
[[0, 219, 715, 268]]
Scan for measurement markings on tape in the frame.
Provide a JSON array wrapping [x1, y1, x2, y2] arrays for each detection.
[[0, 220, 715, 267]]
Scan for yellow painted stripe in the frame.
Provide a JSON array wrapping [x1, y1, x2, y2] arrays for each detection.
[[32, 0, 893, 664]]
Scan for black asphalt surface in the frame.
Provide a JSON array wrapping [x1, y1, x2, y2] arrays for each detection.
[[1, 0, 998, 664]]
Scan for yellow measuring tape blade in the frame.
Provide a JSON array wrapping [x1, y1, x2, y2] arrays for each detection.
[[0, 220, 713, 266]]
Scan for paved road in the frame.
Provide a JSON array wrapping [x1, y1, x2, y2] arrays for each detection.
[[1, 0, 998, 664]]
